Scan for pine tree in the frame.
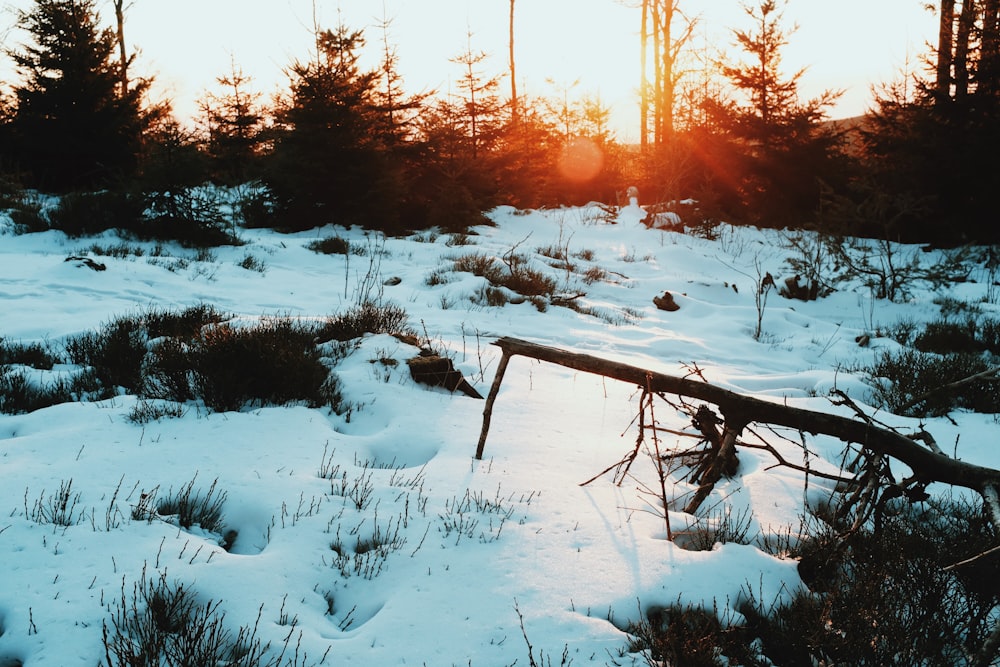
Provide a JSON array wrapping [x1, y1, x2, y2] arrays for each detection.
[[7, 0, 149, 191], [713, 0, 844, 226], [198, 60, 266, 185], [266, 22, 401, 232], [862, 0, 1000, 243]]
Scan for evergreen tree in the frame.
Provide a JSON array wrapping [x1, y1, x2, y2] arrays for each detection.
[[198, 60, 266, 185], [449, 33, 506, 161], [6, 0, 149, 191], [265, 22, 402, 232], [862, 0, 1000, 244], [712, 0, 845, 226]]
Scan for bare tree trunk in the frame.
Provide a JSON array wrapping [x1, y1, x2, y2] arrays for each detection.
[[651, 0, 662, 145], [113, 0, 129, 96], [980, 0, 1000, 97], [954, 0, 977, 102], [937, 0, 956, 99], [508, 0, 518, 122], [659, 0, 675, 139], [640, 0, 649, 153]]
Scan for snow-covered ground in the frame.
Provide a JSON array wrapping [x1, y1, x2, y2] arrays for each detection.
[[0, 203, 996, 665]]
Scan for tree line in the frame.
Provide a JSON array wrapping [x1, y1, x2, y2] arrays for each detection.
[[0, 0, 996, 245]]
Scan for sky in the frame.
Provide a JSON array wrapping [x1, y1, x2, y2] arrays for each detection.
[[0, 196, 998, 664], [0, 0, 938, 138]]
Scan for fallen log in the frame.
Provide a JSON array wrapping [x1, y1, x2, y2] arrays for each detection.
[[475, 336, 1000, 525]]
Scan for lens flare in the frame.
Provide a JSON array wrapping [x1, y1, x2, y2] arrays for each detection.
[[557, 137, 603, 183]]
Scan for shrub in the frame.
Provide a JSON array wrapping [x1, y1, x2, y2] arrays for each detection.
[[452, 253, 503, 282], [188, 318, 339, 412], [502, 262, 557, 297], [0, 367, 73, 414], [864, 348, 1000, 417], [445, 232, 474, 247], [141, 187, 241, 247], [144, 304, 228, 340], [913, 318, 981, 354], [156, 475, 227, 533], [237, 253, 266, 273], [65, 314, 148, 395], [470, 285, 510, 308], [624, 498, 998, 666], [743, 497, 998, 666], [0, 338, 60, 369], [144, 336, 194, 402], [425, 269, 453, 287], [26, 478, 83, 527], [581, 265, 608, 284], [47, 190, 144, 237], [127, 398, 186, 424], [307, 236, 351, 255], [452, 252, 556, 299], [317, 301, 411, 342], [7, 193, 48, 234], [675, 506, 756, 552], [83, 242, 145, 259], [102, 570, 279, 667], [626, 602, 760, 667]]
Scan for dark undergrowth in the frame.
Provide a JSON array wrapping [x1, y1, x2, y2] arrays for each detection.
[[623, 495, 999, 666], [0, 301, 412, 416]]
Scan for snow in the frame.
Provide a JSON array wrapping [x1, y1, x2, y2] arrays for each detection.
[[0, 201, 996, 665]]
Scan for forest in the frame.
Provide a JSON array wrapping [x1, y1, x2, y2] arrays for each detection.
[[0, 0, 997, 245]]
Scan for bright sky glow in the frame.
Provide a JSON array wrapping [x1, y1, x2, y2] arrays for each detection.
[[0, 1, 937, 137]]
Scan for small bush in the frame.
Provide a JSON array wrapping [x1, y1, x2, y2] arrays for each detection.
[[47, 190, 144, 237], [624, 497, 999, 666], [470, 284, 511, 308], [102, 570, 278, 667], [127, 398, 186, 424], [157, 475, 227, 533], [7, 194, 48, 233], [865, 348, 1000, 417], [144, 304, 228, 340], [66, 314, 148, 395], [744, 497, 999, 666], [503, 263, 557, 297], [141, 187, 242, 248], [0, 367, 73, 414], [0, 338, 60, 369], [317, 301, 410, 342], [452, 253, 503, 282], [452, 252, 556, 298], [425, 269, 453, 286], [237, 253, 266, 273], [189, 318, 340, 412], [675, 506, 756, 551], [626, 602, 760, 667], [329, 515, 407, 579], [913, 318, 981, 354], [536, 243, 568, 261], [144, 337, 194, 402], [83, 242, 145, 259], [26, 478, 83, 527], [445, 232, 474, 247], [307, 236, 351, 255], [580, 265, 608, 284], [883, 317, 920, 346]]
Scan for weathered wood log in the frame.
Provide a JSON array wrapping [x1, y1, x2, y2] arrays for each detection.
[[475, 337, 1000, 514]]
